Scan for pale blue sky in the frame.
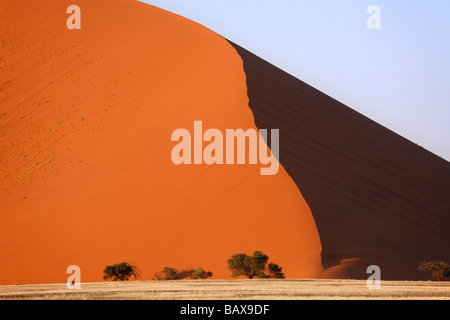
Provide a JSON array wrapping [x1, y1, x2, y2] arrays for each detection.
[[141, 0, 450, 161]]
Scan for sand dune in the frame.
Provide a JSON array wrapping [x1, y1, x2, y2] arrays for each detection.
[[228, 41, 450, 280], [0, 0, 322, 285], [1, 0, 448, 286]]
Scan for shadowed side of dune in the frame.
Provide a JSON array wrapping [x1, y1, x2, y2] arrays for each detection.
[[228, 40, 450, 280]]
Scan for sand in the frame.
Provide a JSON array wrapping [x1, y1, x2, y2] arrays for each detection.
[[228, 41, 450, 280], [0, 279, 448, 300], [0, 0, 322, 285], [1, 0, 448, 286]]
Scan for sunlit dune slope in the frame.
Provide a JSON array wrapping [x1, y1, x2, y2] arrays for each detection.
[[228, 41, 450, 280], [0, 0, 323, 284]]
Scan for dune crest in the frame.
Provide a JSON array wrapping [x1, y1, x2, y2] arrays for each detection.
[[0, 0, 323, 284]]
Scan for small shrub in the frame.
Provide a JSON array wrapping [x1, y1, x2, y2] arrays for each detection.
[[191, 268, 213, 280], [418, 261, 449, 281], [154, 267, 212, 280], [154, 266, 178, 280]]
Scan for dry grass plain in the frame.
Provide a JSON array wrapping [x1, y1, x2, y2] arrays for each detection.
[[0, 279, 448, 300]]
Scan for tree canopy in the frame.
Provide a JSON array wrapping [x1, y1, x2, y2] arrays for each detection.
[[103, 262, 141, 281], [227, 251, 285, 279]]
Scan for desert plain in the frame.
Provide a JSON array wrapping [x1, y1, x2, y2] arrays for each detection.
[[0, 279, 449, 300]]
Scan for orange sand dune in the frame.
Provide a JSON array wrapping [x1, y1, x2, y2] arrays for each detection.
[[0, 0, 323, 284]]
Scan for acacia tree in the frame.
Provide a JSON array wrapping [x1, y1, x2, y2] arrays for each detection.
[[227, 251, 267, 279], [103, 262, 141, 281], [418, 261, 449, 281], [227, 251, 284, 279]]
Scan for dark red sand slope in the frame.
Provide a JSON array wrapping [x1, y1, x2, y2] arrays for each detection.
[[228, 41, 450, 280]]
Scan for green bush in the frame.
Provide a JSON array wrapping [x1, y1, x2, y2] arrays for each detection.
[[418, 261, 449, 281], [154, 266, 179, 280], [191, 268, 213, 280], [154, 267, 213, 280], [267, 263, 285, 278]]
